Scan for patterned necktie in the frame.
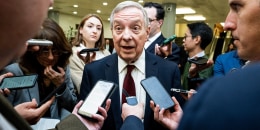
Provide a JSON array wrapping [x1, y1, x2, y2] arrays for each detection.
[[122, 65, 136, 104]]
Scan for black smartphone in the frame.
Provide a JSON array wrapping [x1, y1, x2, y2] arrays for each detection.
[[0, 74, 38, 90], [160, 35, 176, 46], [79, 48, 99, 54], [37, 83, 66, 107], [188, 57, 208, 65], [78, 80, 117, 120], [140, 76, 174, 110], [27, 39, 53, 46]]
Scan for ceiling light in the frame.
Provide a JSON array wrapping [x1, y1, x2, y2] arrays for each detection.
[[97, 10, 101, 13], [103, 2, 108, 6], [73, 5, 78, 8], [49, 7, 53, 10], [184, 15, 206, 21], [176, 7, 195, 14], [138, 0, 144, 3], [108, 18, 110, 21], [73, 11, 77, 15]]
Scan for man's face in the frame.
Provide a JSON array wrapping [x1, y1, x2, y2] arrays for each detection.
[[0, 0, 53, 69], [144, 7, 161, 38], [224, 0, 260, 61], [182, 29, 197, 53], [112, 7, 149, 64]]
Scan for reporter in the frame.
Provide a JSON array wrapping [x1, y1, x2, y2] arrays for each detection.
[[0, 0, 110, 129], [3, 18, 77, 122]]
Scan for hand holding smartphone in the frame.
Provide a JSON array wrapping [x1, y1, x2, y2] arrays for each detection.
[[78, 80, 117, 120], [0, 74, 38, 90], [160, 35, 176, 46], [79, 48, 99, 54], [140, 76, 174, 110], [188, 57, 208, 65]]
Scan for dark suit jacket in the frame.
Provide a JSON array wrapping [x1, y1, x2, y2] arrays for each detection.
[[79, 51, 185, 130], [178, 62, 260, 130], [146, 34, 180, 64], [120, 116, 144, 130]]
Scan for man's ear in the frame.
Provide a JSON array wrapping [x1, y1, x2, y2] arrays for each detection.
[[194, 35, 201, 45], [146, 26, 150, 40]]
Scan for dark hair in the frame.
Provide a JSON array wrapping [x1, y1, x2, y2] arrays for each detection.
[[19, 18, 72, 74], [143, 2, 165, 20], [187, 22, 213, 49], [72, 14, 105, 50]]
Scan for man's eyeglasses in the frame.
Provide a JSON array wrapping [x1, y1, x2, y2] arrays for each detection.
[[183, 35, 194, 40], [149, 18, 157, 23]]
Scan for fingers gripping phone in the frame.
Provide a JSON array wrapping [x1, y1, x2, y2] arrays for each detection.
[[78, 80, 117, 120], [0, 74, 38, 90], [160, 35, 176, 46], [140, 76, 174, 110]]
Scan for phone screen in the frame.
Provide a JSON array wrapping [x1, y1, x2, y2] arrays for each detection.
[[0, 74, 38, 89], [78, 80, 115, 118], [141, 76, 174, 110]]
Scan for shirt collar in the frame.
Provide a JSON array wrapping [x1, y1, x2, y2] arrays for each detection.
[[144, 32, 162, 49], [118, 49, 145, 74], [189, 51, 205, 59]]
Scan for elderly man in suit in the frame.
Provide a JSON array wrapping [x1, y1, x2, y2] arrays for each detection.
[[79, 1, 185, 130]]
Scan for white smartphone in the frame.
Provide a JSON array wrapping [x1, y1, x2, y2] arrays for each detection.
[[78, 80, 117, 120], [27, 39, 53, 46]]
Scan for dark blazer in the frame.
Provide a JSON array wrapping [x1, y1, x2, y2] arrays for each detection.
[[79, 51, 185, 130], [120, 116, 144, 130], [146, 34, 180, 64], [178, 62, 260, 130]]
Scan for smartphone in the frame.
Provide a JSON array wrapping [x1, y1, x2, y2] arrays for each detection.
[[126, 96, 138, 106], [140, 76, 174, 110], [37, 83, 66, 107], [0, 74, 38, 90], [160, 35, 176, 46], [79, 48, 99, 54], [27, 39, 53, 46], [188, 57, 208, 65], [78, 80, 117, 120]]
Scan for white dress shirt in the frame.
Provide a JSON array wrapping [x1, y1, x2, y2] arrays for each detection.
[[118, 49, 146, 109]]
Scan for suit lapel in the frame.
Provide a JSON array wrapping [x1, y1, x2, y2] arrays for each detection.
[[104, 54, 123, 129], [144, 52, 159, 127], [146, 34, 165, 53]]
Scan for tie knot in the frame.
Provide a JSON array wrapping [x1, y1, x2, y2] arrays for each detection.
[[126, 65, 135, 73]]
